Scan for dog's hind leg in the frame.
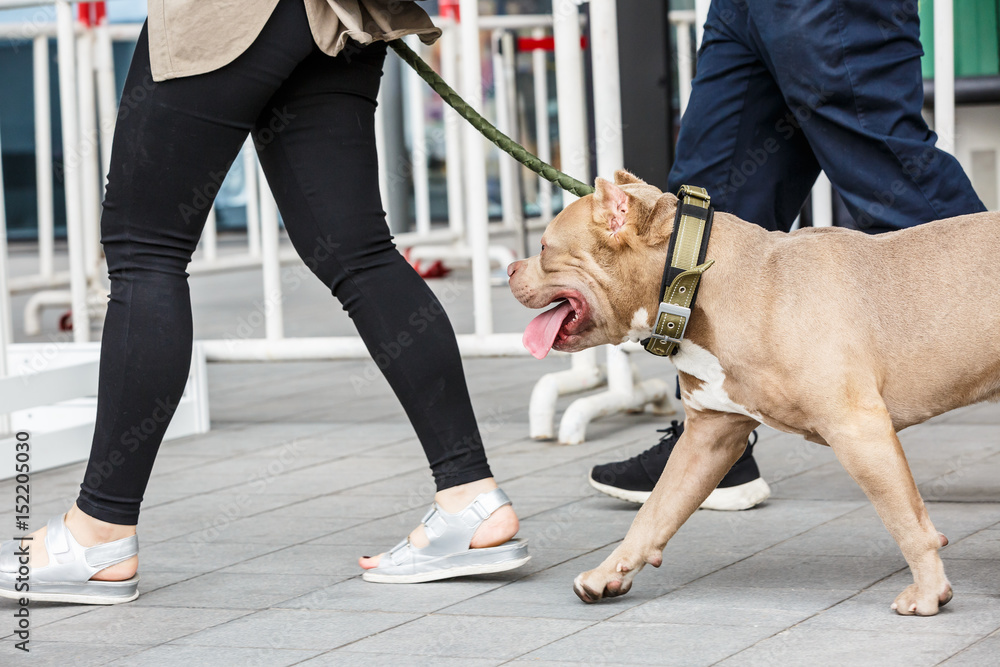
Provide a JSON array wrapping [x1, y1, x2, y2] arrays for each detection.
[[574, 411, 757, 603], [822, 403, 952, 616]]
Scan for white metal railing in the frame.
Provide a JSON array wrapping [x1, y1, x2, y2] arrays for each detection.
[[0, 0, 963, 445]]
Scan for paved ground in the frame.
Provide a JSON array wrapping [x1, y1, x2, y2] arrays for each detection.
[[2, 239, 1000, 665]]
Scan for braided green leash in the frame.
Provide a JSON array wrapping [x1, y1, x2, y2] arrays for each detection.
[[389, 39, 594, 198]]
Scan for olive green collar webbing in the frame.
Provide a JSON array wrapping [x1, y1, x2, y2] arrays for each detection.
[[642, 185, 716, 357]]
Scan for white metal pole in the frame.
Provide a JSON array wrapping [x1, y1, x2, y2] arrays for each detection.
[[695, 0, 710, 48], [76, 27, 101, 277], [33, 34, 55, 279], [202, 206, 218, 261], [257, 165, 284, 340], [0, 131, 10, 434], [811, 171, 833, 228], [524, 0, 606, 441], [459, 0, 494, 335], [56, 0, 90, 341], [554, 0, 595, 391], [553, 0, 589, 191], [94, 12, 117, 187], [374, 90, 391, 227], [501, 30, 523, 241], [589, 0, 632, 396], [440, 22, 465, 237], [242, 141, 261, 257], [933, 0, 955, 153], [531, 27, 553, 221], [675, 20, 693, 117], [404, 35, 431, 237], [492, 30, 519, 233]]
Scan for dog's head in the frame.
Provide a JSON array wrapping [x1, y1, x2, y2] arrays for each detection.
[[509, 170, 677, 358]]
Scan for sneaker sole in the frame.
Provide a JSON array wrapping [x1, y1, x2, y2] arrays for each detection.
[[588, 477, 771, 511]]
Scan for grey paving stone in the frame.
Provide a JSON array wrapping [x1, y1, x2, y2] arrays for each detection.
[[946, 528, 1000, 559], [803, 590, 1000, 637], [137, 540, 282, 574], [0, 641, 147, 666], [523, 620, 779, 666], [716, 627, 980, 667], [171, 608, 419, 650], [919, 452, 1000, 503], [132, 572, 346, 609], [608, 587, 855, 628], [692, 553, 905, 591], [939, 631, 1000, 665], [451, 547, 747, 621], [870, 557, 1000, 596], [221, 544, 375, 577], [344, 614, 589, 660], [658, 499, 866, 556], [177, 509, 359, 544], [274, 493, 429, 519], [137, 492, 314, 543], [104, 644, 324, 667], [768, 462, 869, 502], [301, 652, 502, 667], [277, 576, 504, 613], [34, 606, 247, 645]]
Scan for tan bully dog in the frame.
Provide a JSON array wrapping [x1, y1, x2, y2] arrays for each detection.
[[507, 170, 1000, 616]]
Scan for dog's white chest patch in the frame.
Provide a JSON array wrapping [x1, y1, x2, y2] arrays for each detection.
[[623, 307, 651, 343], [673, 341, 761, 419]]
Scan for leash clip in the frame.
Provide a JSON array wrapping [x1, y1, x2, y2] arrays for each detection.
[[650, 302, 691, 345]]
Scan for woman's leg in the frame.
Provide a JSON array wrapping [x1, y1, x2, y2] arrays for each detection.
[[25, 1, 318, 577], [250, 43, 517, 562]]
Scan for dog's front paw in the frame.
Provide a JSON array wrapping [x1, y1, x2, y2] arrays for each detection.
[[573, 558, 642, 603], [890, 582, 953, 616]]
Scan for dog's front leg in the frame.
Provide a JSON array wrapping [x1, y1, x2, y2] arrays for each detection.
[[823, 405, 952, 616], [574, 411, 757, 602]]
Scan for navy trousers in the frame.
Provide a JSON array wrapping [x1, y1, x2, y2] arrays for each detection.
[[669, 0, 985, 232]]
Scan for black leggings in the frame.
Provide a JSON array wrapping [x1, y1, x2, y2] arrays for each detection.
[[76, 0, 492, 525]]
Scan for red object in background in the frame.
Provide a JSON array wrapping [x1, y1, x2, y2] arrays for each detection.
[[516, 35, 588, 52], [77, 2, 106, 27], [402, 249, 452, 279], [440, 0, 460, 21], [59, 311, 73, 332]]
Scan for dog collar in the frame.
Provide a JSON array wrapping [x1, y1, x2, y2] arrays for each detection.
[[642, 185, 716, 357]]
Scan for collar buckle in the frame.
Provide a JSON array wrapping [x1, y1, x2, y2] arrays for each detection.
[[650, 302, 691, 345]]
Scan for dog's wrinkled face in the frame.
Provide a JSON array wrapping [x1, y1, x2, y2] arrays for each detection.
[[508, 171, 676, 358]]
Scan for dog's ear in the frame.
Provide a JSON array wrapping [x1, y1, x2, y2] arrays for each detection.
[[636, 192, 678, 246], [593, 177, 630, 234], [613, 169, 645, 186]]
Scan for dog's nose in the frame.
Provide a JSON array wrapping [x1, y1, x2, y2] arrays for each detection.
[[507, 261, 520, 277]]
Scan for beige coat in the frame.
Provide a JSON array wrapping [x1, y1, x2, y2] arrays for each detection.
[[146, 0, 441, 81]]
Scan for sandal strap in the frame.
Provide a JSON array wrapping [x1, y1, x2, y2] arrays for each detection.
[[85, 536, 139, 570], [46, 516, 74, 565], [389, 488, 512, 565], [42, 516, 138, 577]]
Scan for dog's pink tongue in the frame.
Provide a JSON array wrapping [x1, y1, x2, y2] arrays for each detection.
[[523, 301, 573, 359]]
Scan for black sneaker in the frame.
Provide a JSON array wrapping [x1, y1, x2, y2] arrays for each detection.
[[588, 421, 771, 510]]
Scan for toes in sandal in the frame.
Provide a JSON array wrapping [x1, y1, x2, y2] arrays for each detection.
[[0, 516, 139, 605], [363, 488, 530, 584]]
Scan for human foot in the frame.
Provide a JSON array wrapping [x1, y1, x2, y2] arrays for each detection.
[[358, 480, 524, 578]]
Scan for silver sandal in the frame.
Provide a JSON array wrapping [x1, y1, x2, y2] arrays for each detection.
[[363, 488, 530, 584], [0, 515, 139, 605]]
